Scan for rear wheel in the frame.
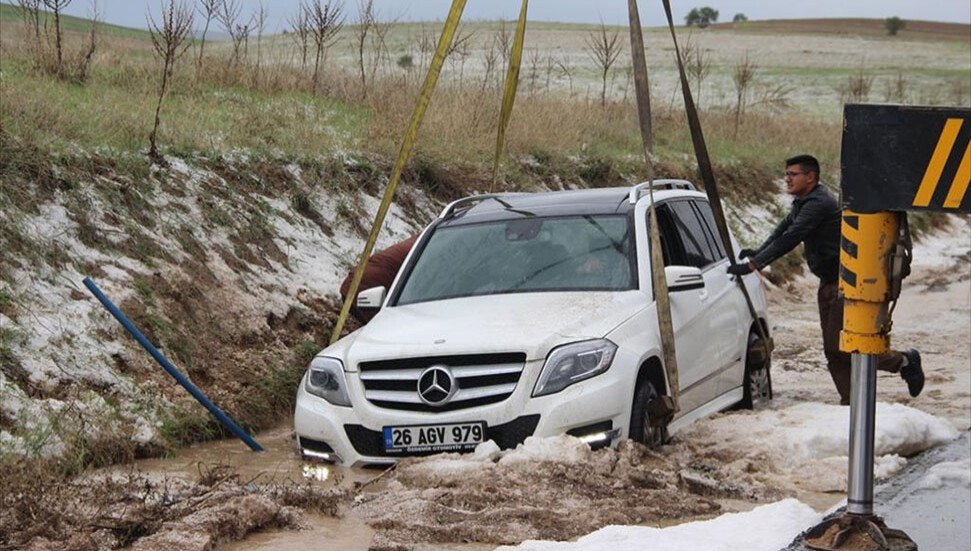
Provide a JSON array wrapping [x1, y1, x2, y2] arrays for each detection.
[[630, 380, 669, 448], [741, 330, 772, 409]]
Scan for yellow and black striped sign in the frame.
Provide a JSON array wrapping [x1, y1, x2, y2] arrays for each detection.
[[841, 105, 970, 214]]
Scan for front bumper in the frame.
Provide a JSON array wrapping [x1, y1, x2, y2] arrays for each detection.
[[293, 360, 634, 466]]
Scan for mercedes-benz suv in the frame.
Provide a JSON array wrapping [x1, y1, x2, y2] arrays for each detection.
[[294, 181, 772, 466]]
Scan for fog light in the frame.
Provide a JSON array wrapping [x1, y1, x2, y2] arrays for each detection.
[[577, 428, 621, 446], [567, 421, 619, 450], [301, 448, 342, 463]]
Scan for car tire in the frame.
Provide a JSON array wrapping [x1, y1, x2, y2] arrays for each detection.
[[741, 330, 772, 409], [630, 380, 669, 448]]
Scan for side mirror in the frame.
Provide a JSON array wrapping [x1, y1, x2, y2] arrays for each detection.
[[665, 266, 705, 292], [356, 286, 387, 310]]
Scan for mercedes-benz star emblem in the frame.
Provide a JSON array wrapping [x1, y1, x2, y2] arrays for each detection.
[[417, 365, 456, 406]]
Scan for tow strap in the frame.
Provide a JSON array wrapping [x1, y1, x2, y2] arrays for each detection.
[[660, 0, 773, 377], [491, 0, 529, 192], [330, 0, 467, 345], [627, 0, 679, 414]]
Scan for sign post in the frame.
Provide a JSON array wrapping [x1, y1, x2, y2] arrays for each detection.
[[798, 105, 969, 551]]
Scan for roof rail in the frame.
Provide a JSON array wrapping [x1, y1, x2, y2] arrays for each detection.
[[628, 179, 696, 204], [438, 193, 511, 219]]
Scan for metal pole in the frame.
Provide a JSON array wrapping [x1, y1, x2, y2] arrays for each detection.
[[847, 352, 877, 515], [83, 277, 264, 452]]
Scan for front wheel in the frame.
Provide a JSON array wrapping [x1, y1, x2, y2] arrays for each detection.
[[630, 380, 669, 448], [741, 331, 772, 409]]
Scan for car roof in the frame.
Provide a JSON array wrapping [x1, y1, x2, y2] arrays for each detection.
[[439, 185, 706, 226]]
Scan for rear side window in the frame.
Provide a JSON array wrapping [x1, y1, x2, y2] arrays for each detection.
[[668, 201, 720, 268], [691, 200, 727, 261]]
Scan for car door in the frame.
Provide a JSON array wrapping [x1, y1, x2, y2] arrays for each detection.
[[649, 202, 722, 412], [692, 200, 751, 392], [681, 199, 745, 396]]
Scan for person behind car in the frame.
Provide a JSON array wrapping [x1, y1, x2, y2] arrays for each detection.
[[726, 154, 924, 405], [340, 234, 419, 324]]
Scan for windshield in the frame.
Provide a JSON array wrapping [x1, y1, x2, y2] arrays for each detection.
[[396, 215, 634, 305]]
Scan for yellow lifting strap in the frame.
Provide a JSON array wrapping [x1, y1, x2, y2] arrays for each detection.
[[661, 0, 773, 365], [490, 0, 529, 193], [627, 0, 679, 412], [330, 0, 468, 345]]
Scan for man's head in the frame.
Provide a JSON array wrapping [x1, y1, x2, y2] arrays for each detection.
[[784, 154, 820, 198]]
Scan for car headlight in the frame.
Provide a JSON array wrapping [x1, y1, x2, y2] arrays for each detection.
[[304, 357, 351, 407], [533, 339, 618, 397]]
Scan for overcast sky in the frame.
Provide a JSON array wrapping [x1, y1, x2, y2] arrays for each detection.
[[59, 0, 971, 33]]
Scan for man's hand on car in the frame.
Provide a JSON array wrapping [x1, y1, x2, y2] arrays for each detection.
[[738, 248, 757, 259], [727, 261, 755, 276]]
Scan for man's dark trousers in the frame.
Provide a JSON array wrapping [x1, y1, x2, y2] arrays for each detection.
[[817, 281, 905, 405]]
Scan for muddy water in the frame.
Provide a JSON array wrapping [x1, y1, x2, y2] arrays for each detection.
[[130, 425, 495, 550], [130, 425, 371, 490], [129, 425, 374, 550], [135, 421, 845, 551]]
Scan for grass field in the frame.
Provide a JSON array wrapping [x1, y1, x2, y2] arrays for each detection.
[[1, 5, 969, 187], [0, 2, 155, 41]]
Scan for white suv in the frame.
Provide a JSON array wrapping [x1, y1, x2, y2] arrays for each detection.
[[294, 181, 772, 466]]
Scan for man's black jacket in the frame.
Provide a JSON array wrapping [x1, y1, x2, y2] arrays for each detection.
[[750, 183, 842, 283]]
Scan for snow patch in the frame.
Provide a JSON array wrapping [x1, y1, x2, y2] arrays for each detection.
[[496, 499, 821, 551], [703, 402, 958, 461], [913, 217, 971, 268], [918, 458, 971, 490], [498, 435, 593, 465], [680, 402, 959, 492]]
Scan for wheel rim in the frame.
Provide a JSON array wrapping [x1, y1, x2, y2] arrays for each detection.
[[749, 366, 770, 406], [641, 410, 663, 447]]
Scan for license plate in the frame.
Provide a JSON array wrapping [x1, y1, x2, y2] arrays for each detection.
[[383, 422, 485, 453]]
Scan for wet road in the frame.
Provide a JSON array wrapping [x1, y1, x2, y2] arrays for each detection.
[[878, 431, 971, 551]]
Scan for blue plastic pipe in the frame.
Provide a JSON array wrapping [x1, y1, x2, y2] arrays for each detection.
[[83, 277, 263, 452]]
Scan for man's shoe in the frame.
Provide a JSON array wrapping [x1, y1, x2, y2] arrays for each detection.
[[900, 349, 924, 398]]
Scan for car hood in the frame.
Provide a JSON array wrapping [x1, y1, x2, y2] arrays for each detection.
[[331, 291, 647, 370]]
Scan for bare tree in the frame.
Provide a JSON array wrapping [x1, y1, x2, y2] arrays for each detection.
[[732, 53, 756, 136], [254, 2, 267, 76], [543, 53, 555, 92], [416, 23, 435, 74], [304, 0, 345, 94], [480, 42, 499, 91], [837, 66, 873, 104], [354, 0, 375, 97], [148, 0, 194, 159], [585, 21, 623, 107], [883, 71, 908, 103], [681, 35, 711, 108], [287, 8, 311, 68], [354, 0, 400, 97], [196, 0, 219, 68], [41, 0, 73, 75], [14, 0, 42, 48], [445, 25, 474, 85], [556, 59, 575, 96], [369, 12, 396, 80], [493, 19, 512, 80], [216, 0, 250, 68], [76, 0, 100, 82], [525, 48, 542, 93]]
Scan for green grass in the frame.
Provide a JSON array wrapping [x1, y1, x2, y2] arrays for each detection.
[[0, 53, 371, 156], [0, 2, 157, 41]]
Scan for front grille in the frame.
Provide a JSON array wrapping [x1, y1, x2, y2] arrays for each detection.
[[357, 353, 527, 412], [344, 414, 541, 457]]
